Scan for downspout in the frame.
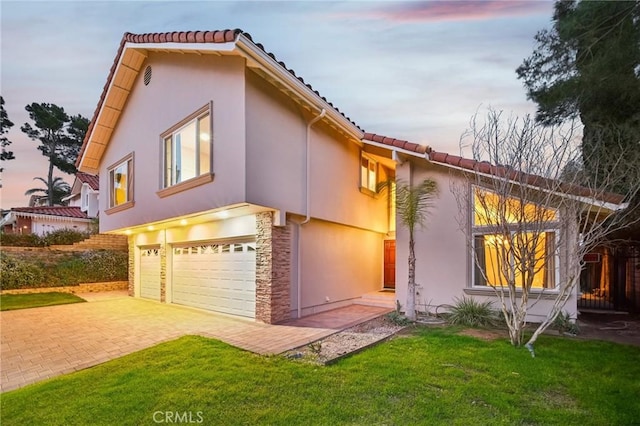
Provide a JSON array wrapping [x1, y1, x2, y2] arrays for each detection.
[[296, 108, 326, 318]]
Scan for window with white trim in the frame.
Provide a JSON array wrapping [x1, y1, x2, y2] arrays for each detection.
[[162, 104, 211, 188], [360, 154, 377, 192], [472, 187, 559, 289], [108, 154, 133, 209]]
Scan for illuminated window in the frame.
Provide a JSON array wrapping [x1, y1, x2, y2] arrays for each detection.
[[108, 153, 133, 209], [361, 154, 377, 192], [162, 104, 211, 188], [472, 188, 558, 289]]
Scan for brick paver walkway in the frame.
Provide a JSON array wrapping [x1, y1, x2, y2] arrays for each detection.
[[0, 292, 389, 392]]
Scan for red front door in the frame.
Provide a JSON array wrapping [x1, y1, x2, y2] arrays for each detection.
[[384, 240, 396, 289]]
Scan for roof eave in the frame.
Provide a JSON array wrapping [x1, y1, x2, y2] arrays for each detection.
[[235, 35, 363, 140], [427, 157, 627, 213]]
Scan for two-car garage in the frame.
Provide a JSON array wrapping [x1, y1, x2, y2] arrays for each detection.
[[138, 239, 257, 318]]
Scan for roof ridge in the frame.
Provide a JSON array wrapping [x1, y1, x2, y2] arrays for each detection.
[[77, 29, 362, 168]]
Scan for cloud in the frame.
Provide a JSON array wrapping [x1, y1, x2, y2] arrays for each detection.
[[347, 0, 552, 23]]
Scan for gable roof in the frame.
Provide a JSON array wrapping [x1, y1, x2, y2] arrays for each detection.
[[10, 206, 89, 219], [76, 172, 99, 191], [77, 29, 363, 173]]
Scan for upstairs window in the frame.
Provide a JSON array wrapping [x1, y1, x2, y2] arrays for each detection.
[[107, 153, 134, 210], [361, 154, 377, 193], [162, 104, 212, 188]]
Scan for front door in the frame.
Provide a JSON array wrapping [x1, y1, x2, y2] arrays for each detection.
[[384, 240, 396, 289]]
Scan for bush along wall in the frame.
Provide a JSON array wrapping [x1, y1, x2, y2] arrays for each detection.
[[0, 229, 90, 247], [0, 250, 128, 290]]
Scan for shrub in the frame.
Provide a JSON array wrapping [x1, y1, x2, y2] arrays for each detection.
[[0, 229, 89, 247], [0, 253, 46, 290], [42, 229, 90, 246], [0, 233, 43, 247], [0, 250, 128, 289], [552, 311, 580, 335], [386, 310, 412, 326], [445, 296, 499, 327]]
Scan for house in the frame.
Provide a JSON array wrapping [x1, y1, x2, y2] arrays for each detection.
[[62, 172, 100, 218], [76, 30, 628, 323], [0, 206, 92, 235]]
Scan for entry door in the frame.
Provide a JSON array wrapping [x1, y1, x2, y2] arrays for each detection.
[[384, 240, 396, 289]]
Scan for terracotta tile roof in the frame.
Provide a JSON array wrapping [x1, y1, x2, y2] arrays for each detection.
[[363, 132, 430, 155], [362, 132, 624, 206], [11, 206, 89, 219], [76, 172, 99, 190], [428, 149, 626, 205], [77, 29, 361, 168]]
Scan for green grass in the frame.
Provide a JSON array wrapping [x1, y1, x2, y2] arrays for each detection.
[[0, 292, 86, 311], [1, 328, 639, 425]]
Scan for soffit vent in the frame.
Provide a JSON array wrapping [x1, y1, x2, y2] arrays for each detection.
[[143, 66, 152, 86]]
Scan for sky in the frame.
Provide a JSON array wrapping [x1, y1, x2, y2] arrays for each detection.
[[0, 0, 555, 209]]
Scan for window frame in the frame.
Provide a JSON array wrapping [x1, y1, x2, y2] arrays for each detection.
[[360, 153, 378, 195], [158, 103, 213, 197], [469, 185, 560, 291], [105, 152, 135, 214]]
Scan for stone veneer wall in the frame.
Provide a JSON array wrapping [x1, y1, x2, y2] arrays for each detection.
[[160, 241, 167, 303], [255, 212, 291, 324], [128, 237, 135, 296]]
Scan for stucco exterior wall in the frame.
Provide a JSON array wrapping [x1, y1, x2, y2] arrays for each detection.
[[291, 217, 384, 317], [244, 71, 389, 233], [99, 53, 247, 232], [396, 160, 578, 322]]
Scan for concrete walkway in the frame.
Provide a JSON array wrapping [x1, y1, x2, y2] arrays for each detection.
[[0, 292, 389, 392]]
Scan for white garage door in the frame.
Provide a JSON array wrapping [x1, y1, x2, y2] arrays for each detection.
[[140, 246, 161, 301], [172, 240, 256, 318]]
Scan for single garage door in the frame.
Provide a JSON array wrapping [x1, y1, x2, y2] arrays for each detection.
[[140, 246, 161, 301], [171, 240, 256, 318]]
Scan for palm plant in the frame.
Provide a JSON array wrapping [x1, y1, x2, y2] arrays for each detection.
[[380, 178, 438, 320], [24, 176, 70, 206]]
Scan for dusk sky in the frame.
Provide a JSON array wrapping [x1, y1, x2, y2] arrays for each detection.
[[0, 0, 555, 209]]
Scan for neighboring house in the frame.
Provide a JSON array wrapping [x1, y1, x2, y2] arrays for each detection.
[[63, 172, 100, 218], [0, 206, 92, 235], [76, 30, 627, 324]]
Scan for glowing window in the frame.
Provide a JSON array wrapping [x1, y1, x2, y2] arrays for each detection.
[[162, 104, 212, 188], [472, 188, 558, 289], [360, 154, 377, 192], [108, 154, 133, 208]]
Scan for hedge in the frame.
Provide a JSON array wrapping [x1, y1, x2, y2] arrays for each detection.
[[0, 229, 90, 247], [0, 251, 128, 290]]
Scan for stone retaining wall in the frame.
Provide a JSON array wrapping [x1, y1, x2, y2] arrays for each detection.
[[0, 281, 128, 295]]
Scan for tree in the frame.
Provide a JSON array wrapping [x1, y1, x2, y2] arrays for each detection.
[[453, 110, 640, 354], [381, 178, 438, 321], [20, 103, 88, 206], [0, 96, 15, 173], [517, 0, 640, 189], [24, 176, 71, 206]]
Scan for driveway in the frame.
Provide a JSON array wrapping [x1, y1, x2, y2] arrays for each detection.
[[1, 292, 389, 392]]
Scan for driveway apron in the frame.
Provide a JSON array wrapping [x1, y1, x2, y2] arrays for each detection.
[[0, 294, 388, 392]]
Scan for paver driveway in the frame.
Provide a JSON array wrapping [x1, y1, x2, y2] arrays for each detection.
[[0, 292, 389, 392]]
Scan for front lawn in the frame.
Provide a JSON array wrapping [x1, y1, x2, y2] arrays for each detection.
[[1, 328, 639, 425], [0, 292, 86, 311]]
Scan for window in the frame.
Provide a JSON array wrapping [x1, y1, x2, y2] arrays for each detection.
[[472, 187, 558, 289], [107, 153, 134, 211], [361, 154, 377, 192], [162, 104, 212, 188]]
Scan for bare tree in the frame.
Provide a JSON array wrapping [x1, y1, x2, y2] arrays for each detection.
[[452, 110, 640, 355]]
